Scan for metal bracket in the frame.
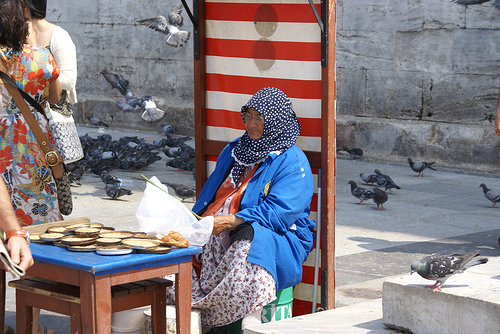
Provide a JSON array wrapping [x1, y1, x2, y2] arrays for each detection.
[[308, 0, 328, 67], [180, 0, 200, 60]]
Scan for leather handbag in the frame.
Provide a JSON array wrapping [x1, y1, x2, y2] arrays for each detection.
[[0, 66, 73, 215]]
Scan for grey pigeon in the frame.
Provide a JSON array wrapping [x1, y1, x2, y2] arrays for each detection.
[[137, 3, 191, 47], [100, 171, 120, 185], [360, 172, 377, 185], [374, 169, 401, 192], [101, 69, 133, 99], [166, 182, 196, 201], [372, 187, 388, 210], [105, 184, 133, 200], [410, 250, 488, 292], [453, 0, 500, 9], [87, 116, 109, 128], [341, 148, 363, 160], [479, 183, 500, 207], [408, 158, 436, 177], [161, 124, 178, 135], [348, 180, 373, 205]]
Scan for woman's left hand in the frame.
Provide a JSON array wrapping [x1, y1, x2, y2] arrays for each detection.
[[212, 215, 244, 235]]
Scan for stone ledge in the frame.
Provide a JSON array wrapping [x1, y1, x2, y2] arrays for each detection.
[[382, 256, 500, 334]]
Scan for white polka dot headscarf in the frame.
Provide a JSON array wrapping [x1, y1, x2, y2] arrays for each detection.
[[230, 87, 301, 186]]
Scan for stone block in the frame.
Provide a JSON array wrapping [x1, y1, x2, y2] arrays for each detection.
[[396, 30, 454, 74], [422, 0, 465, 29], [453, 29, 500, 75], [382, 257, 500, 334], [336, 68, 366, 116]]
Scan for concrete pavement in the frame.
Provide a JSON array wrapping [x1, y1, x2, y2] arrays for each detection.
[[5, 125, 500, 333]]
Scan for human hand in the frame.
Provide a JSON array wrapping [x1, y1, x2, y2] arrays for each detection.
[[7, 236, 34, 271], [212, 215, 245, 235]]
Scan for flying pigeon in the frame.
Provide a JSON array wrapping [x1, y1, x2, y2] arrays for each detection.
[[374, 169, 401, 192], [137, 3, 191, 47], [339, 148, 363, 160], [100, 69, 133, 99], [410, 250, 488, 292], [479, 183, 500, 207], [101, 70, 165, 122], [408, 158, 436, 177], [360, 172, 377, 185], [105, 184, 133, 200], [452, 0, 500, 9], [348, 180, 373, 205], [87, 116, 109, 128], [166, 182, 196, 201], [372, 187, 388, 210]]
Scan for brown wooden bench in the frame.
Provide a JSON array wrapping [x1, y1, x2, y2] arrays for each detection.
[[8, 276, 172, 333]]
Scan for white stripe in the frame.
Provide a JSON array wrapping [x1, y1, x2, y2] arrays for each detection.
[[207, 126, 321, 150], [294, 281, 315, 302], [206, 21, 321, 43], [206, 0, 321, 3], [207, 56, 321, 81], [207, 91, 322, 119]]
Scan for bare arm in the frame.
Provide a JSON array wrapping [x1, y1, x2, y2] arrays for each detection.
[[212, 215, 245, 235], [47, 78, 62, 105], [0, 178, 33, 271]]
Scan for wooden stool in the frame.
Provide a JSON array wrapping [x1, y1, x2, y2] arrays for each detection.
[[9, 276, 172, 334]]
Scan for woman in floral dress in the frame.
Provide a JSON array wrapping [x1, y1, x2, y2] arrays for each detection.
[[0, 0, 62, 226]]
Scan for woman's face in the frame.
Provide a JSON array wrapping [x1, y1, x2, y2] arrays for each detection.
[[243, 108, 265, 140]]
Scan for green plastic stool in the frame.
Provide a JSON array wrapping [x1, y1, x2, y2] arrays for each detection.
[[228, 287, 293, 333]]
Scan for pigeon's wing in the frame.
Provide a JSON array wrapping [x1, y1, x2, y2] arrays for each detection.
[[141, 99, 165, 122], [412, 161, 425, 172], [168, 2, 184, 27], [453, 0, 491, 4], [165, 30, 190, 47], [137, 16, 170, 35], [486, 189, 500, 202]]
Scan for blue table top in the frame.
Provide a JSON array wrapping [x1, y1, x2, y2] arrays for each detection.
[[29, 243, 201, 276]]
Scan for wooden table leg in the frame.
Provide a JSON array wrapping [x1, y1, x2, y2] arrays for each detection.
[[175, 262, 192, 334], [152, 286, 167, 334], [15, 290, 32, 334], [79, 272, 112, 333]]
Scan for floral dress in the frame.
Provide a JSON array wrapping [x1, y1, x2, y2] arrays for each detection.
[[0, 45, 62, 226]]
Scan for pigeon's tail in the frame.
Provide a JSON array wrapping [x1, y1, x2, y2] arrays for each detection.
[[463, 254, 488, 270], [166, 31, 190, 47], [427, 162, 437, 170]]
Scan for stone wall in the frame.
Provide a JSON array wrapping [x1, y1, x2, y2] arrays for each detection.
[[336, 0, 500, 171], [46, 0, 500, 170], [46, 0, 195, 134]]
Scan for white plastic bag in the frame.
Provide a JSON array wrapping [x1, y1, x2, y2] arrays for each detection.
[[135, 176, 213, 246]]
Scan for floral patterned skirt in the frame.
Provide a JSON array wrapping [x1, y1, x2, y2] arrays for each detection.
[[0, 112, 62, 225], [166, 235, 276, 327]]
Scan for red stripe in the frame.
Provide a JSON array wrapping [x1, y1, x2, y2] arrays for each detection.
[[206, 73, 322, 100], [206, 38, 321, 62], [206, 109, 321, 137], [206, 3, 321, 23], [301, 263, 321, 286], [293, 299, 321, 316]]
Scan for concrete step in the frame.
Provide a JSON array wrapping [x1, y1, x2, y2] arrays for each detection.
[[383, 255, 500, 334]]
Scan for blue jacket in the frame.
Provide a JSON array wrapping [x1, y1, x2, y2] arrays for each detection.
[[193, 139, 316, 290]]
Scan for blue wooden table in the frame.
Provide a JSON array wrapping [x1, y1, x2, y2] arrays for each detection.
[[25, 243, 201, 333]]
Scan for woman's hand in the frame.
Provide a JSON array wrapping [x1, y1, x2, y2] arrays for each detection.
[[7, 236, 34, 271], [212, 215, 245, 235]]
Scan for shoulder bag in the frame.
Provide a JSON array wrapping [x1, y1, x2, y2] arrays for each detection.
[[0, 65, 73, 215]]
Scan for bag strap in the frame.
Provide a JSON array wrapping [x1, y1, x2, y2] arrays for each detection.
[[0, 62, 63, 178]]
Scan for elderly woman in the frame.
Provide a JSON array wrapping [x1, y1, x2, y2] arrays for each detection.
[[172, 87, 316, 333]]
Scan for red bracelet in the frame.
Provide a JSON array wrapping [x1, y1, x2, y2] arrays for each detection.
[[3, 229, 28, 241]]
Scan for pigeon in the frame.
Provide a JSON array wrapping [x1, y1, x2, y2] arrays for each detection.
[[87, 116, 109, 128], [348, 180, 373, 205], [102, 70, 165, 122], [166, 182, 196, 201], [452, 0, 500, 9], [410, 250, 488, 292], [100, 69, 134, 99], [339, 148, 363, 160], [137, 3, 191, 47], [408, 158, 436, 177], [105, 184, 133, 200], [160, 124, 178, 135], [100, 171, 120, 185], [372, 187, 388, 210], [479, 183, 500, 207], [374, 169, 401, 192], [360, 172, 377, 185]]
